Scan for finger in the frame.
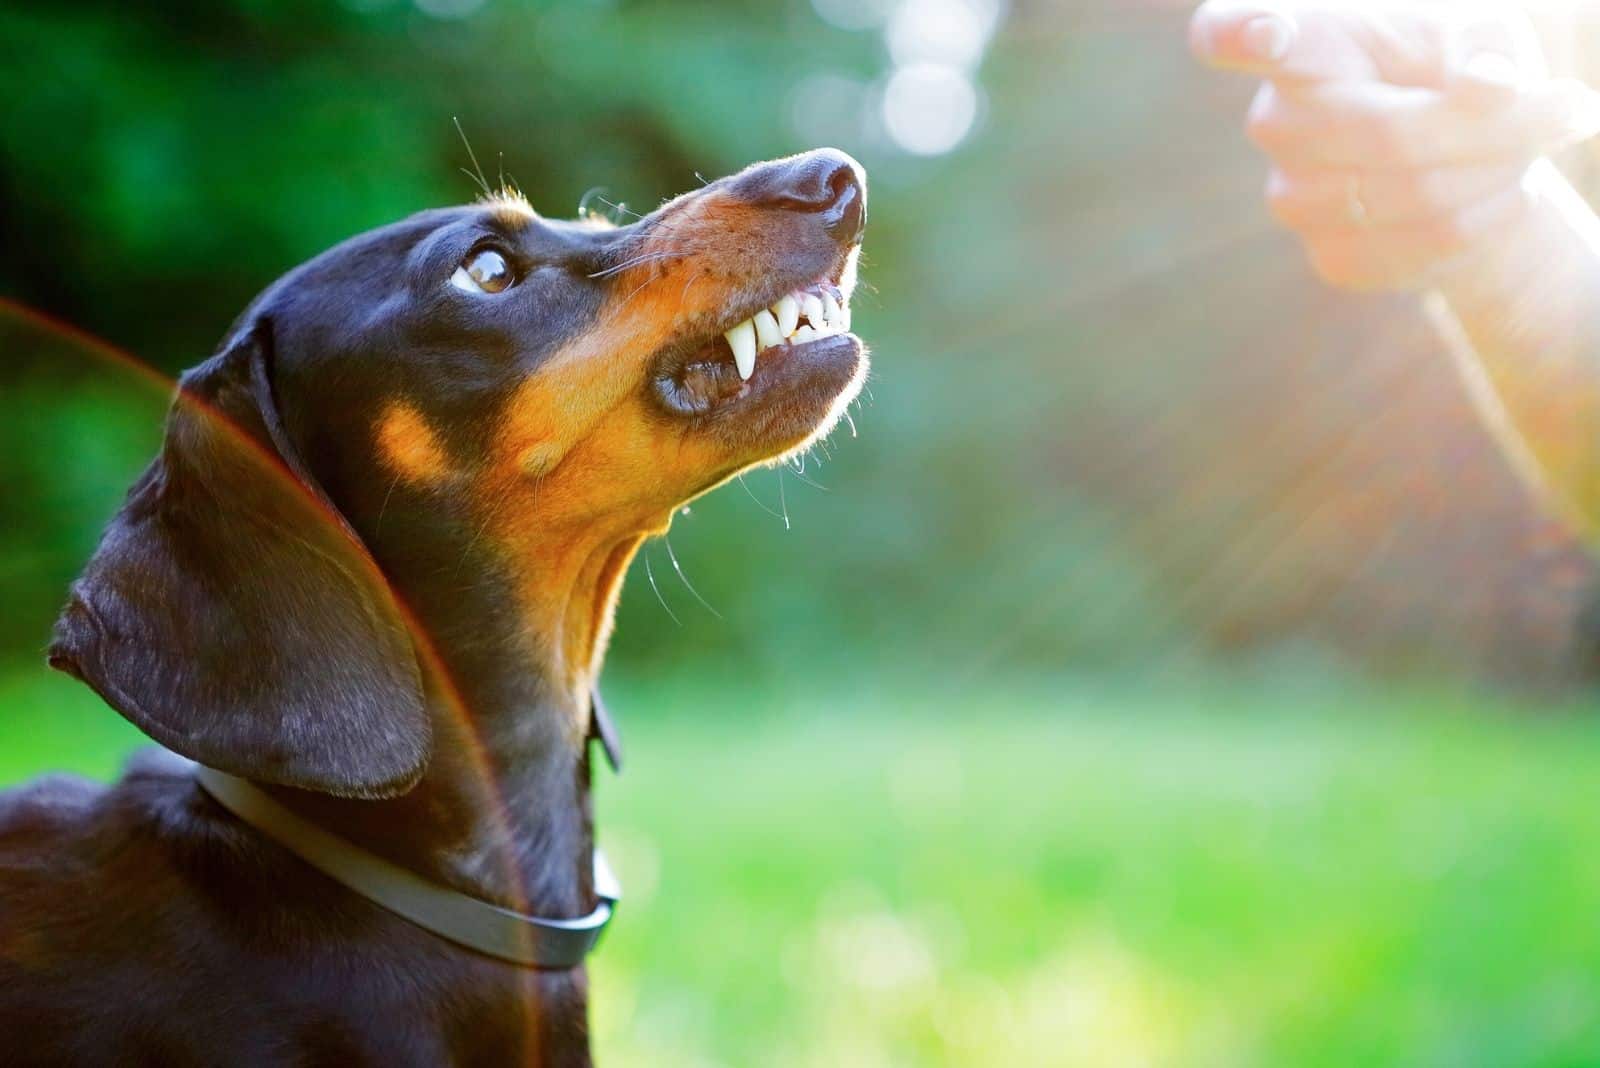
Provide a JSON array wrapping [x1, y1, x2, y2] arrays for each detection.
[[1189, 1, 1298, 73], [1449, 11, 1545, 112], [1298, 184, 1531, 291], [1248, 78, 1600, 170], [1265, 162, 1528, 231], [1193, 4, 1452, 86]]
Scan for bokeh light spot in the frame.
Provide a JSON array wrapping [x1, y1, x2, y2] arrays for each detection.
[[881, 63, 979, 156], [886, 0, 997, 70]]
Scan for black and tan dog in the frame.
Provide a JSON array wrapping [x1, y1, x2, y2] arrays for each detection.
[[0, 148, 867, 1065]]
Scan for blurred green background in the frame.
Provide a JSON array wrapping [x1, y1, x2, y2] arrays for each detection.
[[8, 1, 1600, 1064]]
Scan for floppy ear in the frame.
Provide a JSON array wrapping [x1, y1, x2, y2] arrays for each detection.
[[49, 320, 430, 798]]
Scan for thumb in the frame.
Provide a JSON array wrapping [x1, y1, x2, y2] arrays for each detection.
[[1190, 1, 1298, 74]]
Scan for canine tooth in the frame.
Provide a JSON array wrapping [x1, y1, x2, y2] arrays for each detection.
[[822, 292, 842, 325], [725, 319, 756, 380], [775, 294, 800, 337], [753, 309, 782, 350], [802, 292, 825, 328], [792, 324, 817, 343]]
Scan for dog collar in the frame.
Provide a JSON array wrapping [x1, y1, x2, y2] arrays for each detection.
[[192, 766, 620, 969]]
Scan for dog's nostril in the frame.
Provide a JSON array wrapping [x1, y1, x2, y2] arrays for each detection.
[[824, 164, 856, 209], [745, 149, 864, 212], [738, 149, 867, 243]]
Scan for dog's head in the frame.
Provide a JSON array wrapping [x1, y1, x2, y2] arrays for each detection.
[[50, 149, 868, 797]]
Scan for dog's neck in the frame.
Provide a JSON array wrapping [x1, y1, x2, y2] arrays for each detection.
[[252, 525, 640, 1062], [268, 527, 647, 916]]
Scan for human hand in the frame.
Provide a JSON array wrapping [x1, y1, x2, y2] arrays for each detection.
[[1191, 1, 1600, 291]]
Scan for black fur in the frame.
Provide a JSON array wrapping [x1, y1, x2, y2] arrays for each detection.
[[0, 150, 867, 1066]]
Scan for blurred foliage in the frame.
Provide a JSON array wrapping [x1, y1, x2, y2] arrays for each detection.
[[5, 0, 1600, 686], [0, 0, 1179, 686]]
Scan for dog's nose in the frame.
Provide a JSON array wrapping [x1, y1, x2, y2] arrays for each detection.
[[733, 148, 867, 244]]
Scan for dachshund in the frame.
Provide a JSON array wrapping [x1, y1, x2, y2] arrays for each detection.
[[0, 148, 867, 1066]]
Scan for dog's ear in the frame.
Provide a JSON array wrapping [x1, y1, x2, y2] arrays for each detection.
[[49, 320, 431, 799]]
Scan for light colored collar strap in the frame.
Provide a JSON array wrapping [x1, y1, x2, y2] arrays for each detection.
[[193, 766, 619, 969]]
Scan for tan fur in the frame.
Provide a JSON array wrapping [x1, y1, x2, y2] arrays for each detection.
[[431, 189, 846, 734], [376, 401, 452, 486]]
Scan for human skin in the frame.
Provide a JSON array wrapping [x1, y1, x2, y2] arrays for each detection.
[[1191, 1, 1600, 536]]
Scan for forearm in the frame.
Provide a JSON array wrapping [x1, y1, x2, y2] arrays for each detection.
[[1431, 159, 1600, 538]]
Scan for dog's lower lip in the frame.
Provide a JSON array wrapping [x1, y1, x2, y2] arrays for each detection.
[[653, 330, 860, 418]]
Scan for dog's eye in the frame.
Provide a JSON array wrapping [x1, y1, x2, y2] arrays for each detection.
[[450, 249, 515, 294]]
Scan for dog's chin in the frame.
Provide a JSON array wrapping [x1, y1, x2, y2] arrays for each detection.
[[678, 332, 867, 462]]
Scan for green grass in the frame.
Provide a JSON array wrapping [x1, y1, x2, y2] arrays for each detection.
[[5, 665, 1600, 1067]]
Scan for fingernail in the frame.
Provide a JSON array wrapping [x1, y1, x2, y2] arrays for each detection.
[[1241, 14, 1294, 63], [1460, 52, 1522, 93]]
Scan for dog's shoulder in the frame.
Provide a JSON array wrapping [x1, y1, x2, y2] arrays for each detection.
[[0, 751, 275, 1060], [0, 747, 195, 857], [0, 750, 498, 1064], [0, 771, 101, 844]]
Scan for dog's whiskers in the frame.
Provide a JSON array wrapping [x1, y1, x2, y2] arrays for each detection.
[[663, 534, 721, 619], [787, 459, 828, 493], [678, 267, 705, 304], [642, 551, 681, 626], [587, 250, 687, 280], [452, 117, 493, 200], [736, 473, 785, 522], [374, 472, 404, 539], [613, 254, 702, 315]]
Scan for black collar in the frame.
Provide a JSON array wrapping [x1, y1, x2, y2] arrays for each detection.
[[192, 693, 625, 969], [194, 767, 619, 968]]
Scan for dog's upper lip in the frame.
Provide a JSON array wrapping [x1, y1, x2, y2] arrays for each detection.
[[650, 256, 861, 419]]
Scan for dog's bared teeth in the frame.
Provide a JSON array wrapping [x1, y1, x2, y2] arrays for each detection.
[[775, 294, 800, 338], [801, 292, 825, 330], [821, 292, 843, 326], [725, 318, 756, 380], [753, 309, 782, 351]]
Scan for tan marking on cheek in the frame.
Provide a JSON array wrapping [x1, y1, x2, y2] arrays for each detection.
[[490, 301, 684, 484], [376, 401, 450, 486]]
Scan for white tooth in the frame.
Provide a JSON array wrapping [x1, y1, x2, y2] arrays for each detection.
[[792, 324, 817, 343], [725, 319, 756, 380], [841, 305, 852, 331], [753, 309, 782, 350], [775, 294, 800, 338], [822, 292, 842, 325], [802, 292, 825, 328]]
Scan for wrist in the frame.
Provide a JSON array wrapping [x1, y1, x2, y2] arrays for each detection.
[[1430, 160, 1570, 310]]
